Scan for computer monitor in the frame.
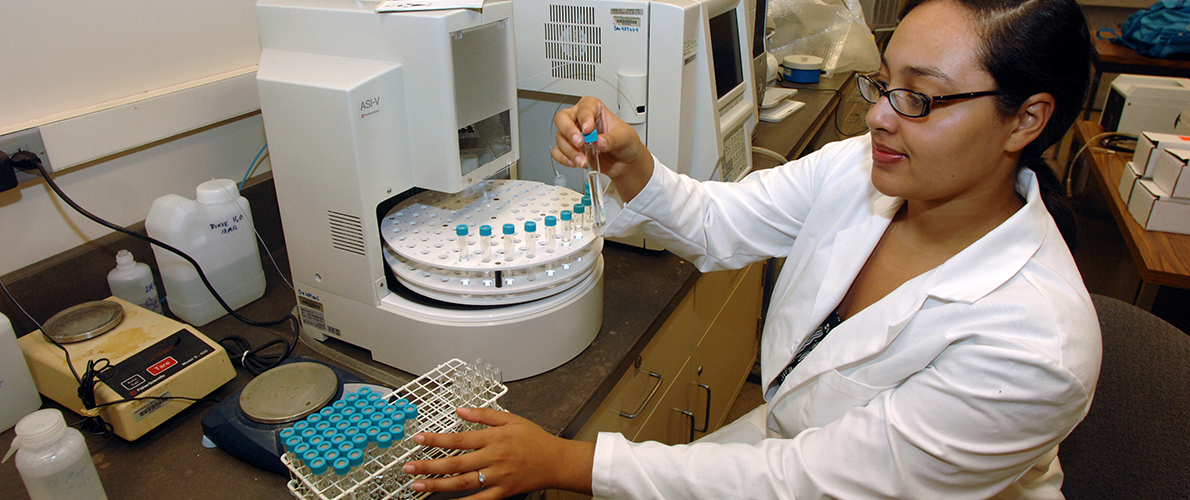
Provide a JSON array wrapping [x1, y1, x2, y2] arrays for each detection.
[[750, 0, 770, 105], [514, 0, 758, 191]]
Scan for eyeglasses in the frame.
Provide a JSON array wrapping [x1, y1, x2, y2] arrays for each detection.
[[856, 74, 1006, 118]]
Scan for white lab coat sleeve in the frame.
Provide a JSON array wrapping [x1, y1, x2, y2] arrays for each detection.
[[601, 136, 869, 272], [590, 329, 1091, 500]]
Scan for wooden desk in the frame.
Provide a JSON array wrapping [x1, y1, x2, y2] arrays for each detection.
[[1085, 38, 1190, 119], [1073, 120, 1190, 308]]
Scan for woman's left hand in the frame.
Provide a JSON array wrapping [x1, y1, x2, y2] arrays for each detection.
[[403, 407, 595, 500]]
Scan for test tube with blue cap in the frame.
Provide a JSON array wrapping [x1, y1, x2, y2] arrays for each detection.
[[560, 211, 572, 244], [456, 225, 469, 262], [502, 223, 516, 262], [403, 404, 420, 435], [524, 221, 537, 259], [574, 203, 587, 234], [544, 216, 557, 252], [479, 225, 492, 262], [582, 129, 607, 228], [308, 457, 330, 491]]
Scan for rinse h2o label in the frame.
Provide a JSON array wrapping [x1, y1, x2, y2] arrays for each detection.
[[209, 214, 245, 235], [98, 329, 215, 399]]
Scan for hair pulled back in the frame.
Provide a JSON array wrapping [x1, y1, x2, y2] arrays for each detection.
[[900, 0, 1092, 247]]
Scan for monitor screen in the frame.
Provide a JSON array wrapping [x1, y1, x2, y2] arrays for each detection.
[[752, 0, 767, 58], [710, 9, 744, 101]]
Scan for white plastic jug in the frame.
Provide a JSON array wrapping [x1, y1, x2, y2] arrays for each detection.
[[0, 312, 42, 433], [145, 179, 266, 326], [107, 249, 163, 314], [5, 409, 108, 500]]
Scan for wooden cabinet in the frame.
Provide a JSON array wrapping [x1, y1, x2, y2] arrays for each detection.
[[546, 262, 763, 499]]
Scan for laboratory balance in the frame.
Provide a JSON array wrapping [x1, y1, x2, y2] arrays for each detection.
[[17, 297, 236, 441], [256, 0, 604, 381]]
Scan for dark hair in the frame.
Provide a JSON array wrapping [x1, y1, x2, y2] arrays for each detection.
[[900, 0, 1092, 248]]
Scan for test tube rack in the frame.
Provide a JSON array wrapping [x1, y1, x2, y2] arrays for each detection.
[[284, 358, 508, 500]]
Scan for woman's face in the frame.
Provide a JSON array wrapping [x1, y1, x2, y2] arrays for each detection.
[[864, 0, 1020, 205]]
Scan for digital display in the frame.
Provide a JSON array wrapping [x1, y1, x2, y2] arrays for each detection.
[[753, 0, 768, 58], [710, 9, 744, 101]]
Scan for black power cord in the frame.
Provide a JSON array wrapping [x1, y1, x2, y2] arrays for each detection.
[[7, 152, 300, 435]]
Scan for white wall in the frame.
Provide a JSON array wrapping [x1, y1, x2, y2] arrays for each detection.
[[0, 0, 269, 277]]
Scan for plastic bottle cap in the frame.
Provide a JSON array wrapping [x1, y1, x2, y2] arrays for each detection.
[[525, 221, 536, 232], [294, 421, 310, 431], [382, 406, 397, 417], [378, 418, 394, 429], [337, 442, 354, 455], [582, 196, 592, 207], [333, 400, 348, 411], [352, 434, 368, 450], [574, 203, 585, 214], [377, 432, 393, 449], [302, 449, 320, 465], [323, 449, 340, 464], [391, 412, 406, 424], [391, 424, 405, 440], [309, 457, 328, 475], [480, 225, 492, 237], [583, 129, 598, 144], [284, 435, 303, 452], [114, 249, 136, 269], [333, 457, 351, 475], [404, 405, 419, 419], [348, 449, 364, 467], [280, 427, 296, 440], [345, 393, 359, 403], [457, 224, 468, 236], [503, 223, 515, 235], [561, 211, 572, 221], [545, 216, 557, 227], [366, 426, 381, 442], [195, 179, 240, 205], [320, 406, 335, 417], [294, 443, 311, 457], [358, 387, 373, 396]]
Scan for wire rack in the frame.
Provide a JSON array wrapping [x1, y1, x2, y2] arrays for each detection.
[[285, 359, 508, 500]]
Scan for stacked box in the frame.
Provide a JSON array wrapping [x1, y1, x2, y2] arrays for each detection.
[[1127, 147, 1190, 234]]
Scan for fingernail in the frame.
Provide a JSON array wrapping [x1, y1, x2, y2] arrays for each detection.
[[414, 433, 425, 444], [403, 464, 415, 474], [457, 407, 470, 416], [413, 482, 426, 492]]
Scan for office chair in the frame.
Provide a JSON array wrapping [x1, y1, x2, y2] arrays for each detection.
[[1058, 294, 1190, 499]]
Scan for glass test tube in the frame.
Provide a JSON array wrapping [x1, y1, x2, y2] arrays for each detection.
[[544, 216, 557, 252], [582, 130, 606, 225], [332, 458, 352, 497], [502, 224, 515, 262], [524, 221, 537, 259], [403, 405, 419, 435], [560, 211, 572, 244], [479, 225, 492, 262], [574, 203, 587, 234], [456, 225, 469, 262], [309, 457, 330, 491]]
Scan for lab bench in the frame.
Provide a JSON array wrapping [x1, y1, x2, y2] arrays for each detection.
[[0, 73, 850, 499]]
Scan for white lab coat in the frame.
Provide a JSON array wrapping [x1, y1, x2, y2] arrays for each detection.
[[593, 134, 1102, 500]]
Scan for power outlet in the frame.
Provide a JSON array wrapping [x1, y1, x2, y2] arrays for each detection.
[[0, 128, 51, 184]]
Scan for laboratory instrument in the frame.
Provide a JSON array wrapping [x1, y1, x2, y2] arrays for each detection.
[[106, 249, 163, 314], [514, 0, 758, 187], [1100, 74, 1190, 136], [17, 297, 236, 440], [0, 312, 41, 433], [145, 178, 266, 326], [284, 358, 508, 500], [6, 409, 108, 500], [201, 358, 377, 475], [256, 0, 603, 381]]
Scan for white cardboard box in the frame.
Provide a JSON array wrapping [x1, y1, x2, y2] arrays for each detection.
[[1119, 160, 1142, 203], [1152, 148, 1190, 199], [1135, 132, 1190, 177], [1128, 178, 1190, 234]]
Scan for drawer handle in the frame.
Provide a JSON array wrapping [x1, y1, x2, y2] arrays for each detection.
[[678, 382, 712, 442], [679, 409, 696, 442], [619, 370, 663, 419]]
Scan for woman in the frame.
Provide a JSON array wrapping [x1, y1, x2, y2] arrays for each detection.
[[403, 0, 1102, 497]]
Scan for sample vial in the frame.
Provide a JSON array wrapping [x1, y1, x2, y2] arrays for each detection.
[[403, 405, 419, 435], [456, 225, 469, 262], [524, 221, 537, 259], [544, 216, 557, 252], [309, 457, 330, 492], [479, 225, 492, 262], [574, 203, 587, 235], [332, 458, 352, 495], [582, 130, 607, 228], [502, 223, 515, 262], [560, 211, 572, 244]]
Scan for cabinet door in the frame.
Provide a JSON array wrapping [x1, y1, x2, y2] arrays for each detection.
[[690, 261, 763, 435], [574, 294, 695, 443]]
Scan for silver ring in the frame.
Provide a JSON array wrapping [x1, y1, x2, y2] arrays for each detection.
[[477, 471, 487, 487]]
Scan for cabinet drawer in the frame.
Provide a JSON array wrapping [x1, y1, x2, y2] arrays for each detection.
[[692, 261, 763, 433], [574, 293, 695, 442]]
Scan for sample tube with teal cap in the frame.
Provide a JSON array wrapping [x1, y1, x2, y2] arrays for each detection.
[[582, 129, 607, 228], [403, 404, 420, 435], [479, 225, 493, 262], [456, 224, 469, 262], [560, 211, 572, 244], [574, 203, 587, 234], [308, 457, 330, 491], [524, 221, 537, 259], [544, 216, 557, 252], [502, 223, 516, 262]]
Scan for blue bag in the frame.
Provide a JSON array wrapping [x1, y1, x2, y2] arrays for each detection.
[[1099, 0, 1190, 59]]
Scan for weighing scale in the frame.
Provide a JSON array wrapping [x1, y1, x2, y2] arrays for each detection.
[[18, 297, 236, 441], [200, 357, 387, 475]]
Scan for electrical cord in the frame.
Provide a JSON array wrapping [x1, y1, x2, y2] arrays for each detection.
[[7, 152, 301, 433]]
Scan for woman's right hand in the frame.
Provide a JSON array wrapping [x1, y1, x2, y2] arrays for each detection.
[[553, 97, 655, 202]]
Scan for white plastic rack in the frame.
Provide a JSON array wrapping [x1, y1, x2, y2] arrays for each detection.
[[285, 359, 508, 500]]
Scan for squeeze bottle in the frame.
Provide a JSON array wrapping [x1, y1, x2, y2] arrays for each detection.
[[0, 312, 42, 432], [4, 409, 108, 500], [145, 179, 266, 326], [106, 250, 163, 313]]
